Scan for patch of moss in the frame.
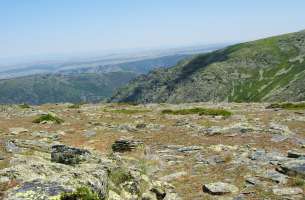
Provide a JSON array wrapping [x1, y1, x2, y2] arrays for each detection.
[[161, 107, 232, 117], [266, 102, 305, 110], [19, 103, 31, 109], [60, 186, 99, 200], [32, 114, 64, 124]]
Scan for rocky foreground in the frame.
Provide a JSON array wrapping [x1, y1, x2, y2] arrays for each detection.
[[0, 103, 304, 199]]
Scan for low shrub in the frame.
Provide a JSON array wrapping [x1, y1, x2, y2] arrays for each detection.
[[161, 107, 232, 117], [266, 102, 305, 110], [19, 103, 31, 109], [32, 114, 64, 124], [60, 186, 99, 200]]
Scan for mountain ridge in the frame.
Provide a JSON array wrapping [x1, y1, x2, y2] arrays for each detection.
[[109, 30, 305, 103]]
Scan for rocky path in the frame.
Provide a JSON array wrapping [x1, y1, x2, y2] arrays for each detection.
[[0, 103, 304, 199]]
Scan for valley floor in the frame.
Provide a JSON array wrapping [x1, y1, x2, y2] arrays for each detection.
[[0, 102, 305, 199]]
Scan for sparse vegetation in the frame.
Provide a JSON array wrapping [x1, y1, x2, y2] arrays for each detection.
[[68, 104, 81, 109], [106, 108, 151, 114], [32, 114, 64, 124], [19, 103, 31, 109], [289, 176, 305, 187], [161, 107, 232, 117], [266, 102, 305, 110], [60, 186, 99, 200], [109, 167, 132, 185]]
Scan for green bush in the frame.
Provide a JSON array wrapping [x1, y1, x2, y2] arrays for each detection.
[[60, 186, 99, 200], [161, 107, 232, 117], [32, 114, 64, 124], [266, 102, 305, 110]]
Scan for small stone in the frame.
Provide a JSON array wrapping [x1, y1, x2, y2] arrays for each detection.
[[5, 140, 20, 153], [271, 135, 289, 143], [83, 130, 96, 138], [177, 146, 201, 153], [263, 170, 288, 184], [112, 139, 143, 152], [269, 123, 294, 136], [245, 177, 262, 186], [142, 192, 157, 200], [278, 159, 305, 177], [136, 123, 147, 129], [272, 187, 303, 196], [108, 191, 122, 200], [202, 182, 239, 195], [287, 150, 305, 158], [150, 184, 166, 200], [9, 127, 28, 135], [160, 172, 187, 182]]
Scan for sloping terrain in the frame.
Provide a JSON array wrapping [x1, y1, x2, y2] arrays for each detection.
[[110, 30, 305, 103], [0, 54, 194, 105], [0, 102, 304, 199], [0, 72, 137, 104], [58, 54, 192, 75]]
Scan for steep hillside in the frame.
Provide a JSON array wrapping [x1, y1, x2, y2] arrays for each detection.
[[110, 30, 305, 103], [0, 72, 137, 104]]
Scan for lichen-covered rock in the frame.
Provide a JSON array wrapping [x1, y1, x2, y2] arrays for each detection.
[[112, 139, 144, 152], [278, 159, 305, 177], [51, 145, 91, 165], [202, 182, 239, 195], [0, 152, 109, 200], [272, 187, 303, 196]]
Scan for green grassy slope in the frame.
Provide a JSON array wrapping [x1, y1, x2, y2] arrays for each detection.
[[0, 72, 137, 104], [109, 30, 305, 103]]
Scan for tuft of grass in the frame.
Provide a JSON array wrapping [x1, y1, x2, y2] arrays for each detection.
[[161, 107, 232, 117], [19, 103, 31, 109], [60, 186, 99, 200], [106, 109, 151, 114], [109, 167, 132, 185], [289, 176, 305, 187], [32, 114, 64, 124], [266, 102, 305, 110]]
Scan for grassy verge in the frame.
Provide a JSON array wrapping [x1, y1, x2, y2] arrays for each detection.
[[161, 107, 232, 117]]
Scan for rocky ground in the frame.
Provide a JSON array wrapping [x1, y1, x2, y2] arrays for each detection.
[[0, 102, 304, 200]]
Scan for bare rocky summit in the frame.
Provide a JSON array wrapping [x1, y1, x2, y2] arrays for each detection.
[[0, 102, 304, 199]]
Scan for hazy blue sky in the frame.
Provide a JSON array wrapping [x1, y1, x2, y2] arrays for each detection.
[[1, 0, 305, 60]]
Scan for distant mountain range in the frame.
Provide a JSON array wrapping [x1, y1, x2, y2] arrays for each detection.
[[0, 44, 226, 104], [110, 30, 305, 103], [0, 44, 225, 79]]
